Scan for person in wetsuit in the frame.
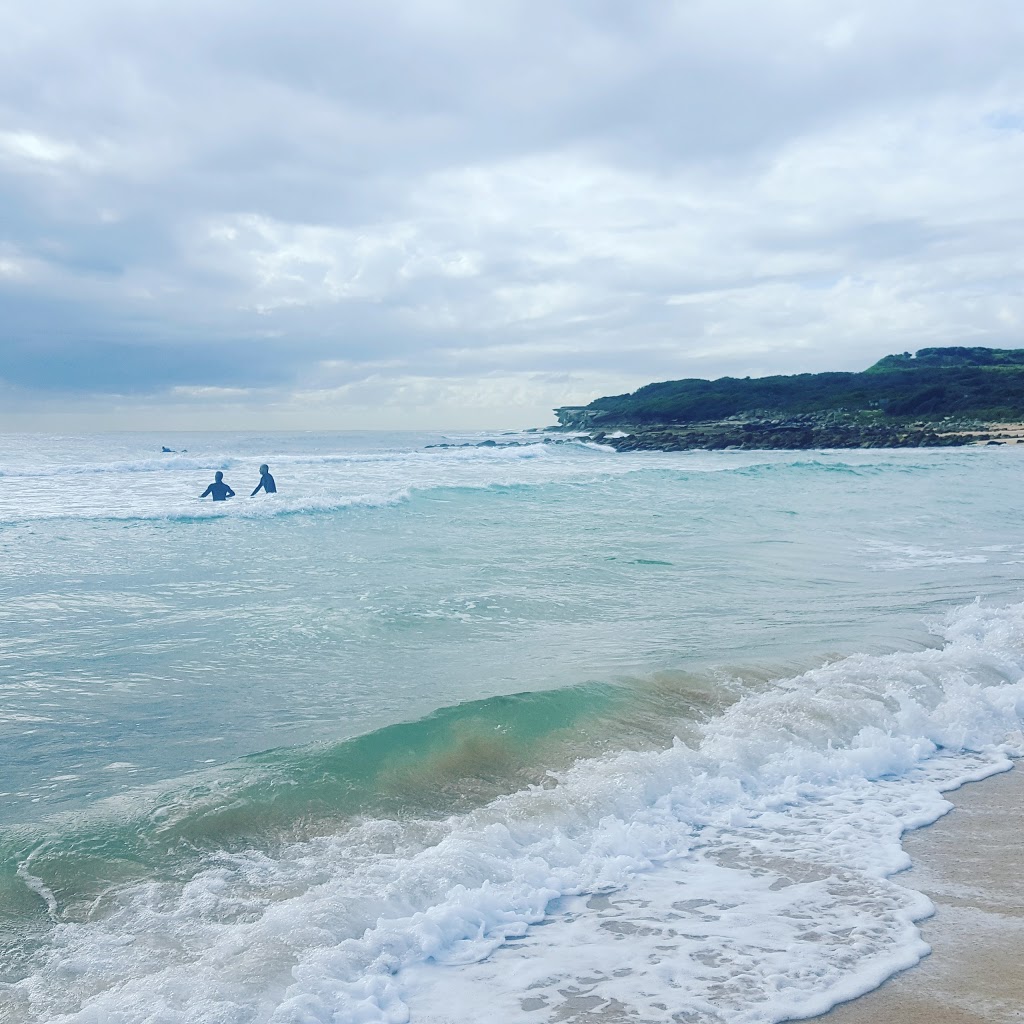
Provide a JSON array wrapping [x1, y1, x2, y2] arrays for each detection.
[[251, 464, 277, 496], [200, 471, 235, 501]]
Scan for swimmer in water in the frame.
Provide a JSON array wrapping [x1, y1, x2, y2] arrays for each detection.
[[251, 464, 277, 496], [200, 471, 235, 501]]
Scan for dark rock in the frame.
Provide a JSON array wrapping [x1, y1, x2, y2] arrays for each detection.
[[590, 413, 990, 453]]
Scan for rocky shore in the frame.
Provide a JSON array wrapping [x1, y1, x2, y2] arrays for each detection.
[[422, 416, 1024, 454], [581, 413, 1023, 452]]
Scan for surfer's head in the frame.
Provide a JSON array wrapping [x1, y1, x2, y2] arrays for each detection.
[[259, 464, 269, 475], [215, 471, 224, 482]]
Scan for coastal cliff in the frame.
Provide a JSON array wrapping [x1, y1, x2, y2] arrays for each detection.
[[553, 347, 1024, 451]]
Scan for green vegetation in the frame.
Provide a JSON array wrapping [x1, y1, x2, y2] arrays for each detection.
[[560, 347, 1024, 426], [868, 347, 1024, 371]]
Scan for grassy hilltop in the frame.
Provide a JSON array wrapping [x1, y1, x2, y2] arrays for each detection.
[[554, 347, 1024, 429]]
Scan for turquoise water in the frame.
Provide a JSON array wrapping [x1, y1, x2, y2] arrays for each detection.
[[2, 432, 1023, 1023]]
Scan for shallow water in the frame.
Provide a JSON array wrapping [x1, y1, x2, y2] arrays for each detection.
[[1, 432, 1023, 1023]]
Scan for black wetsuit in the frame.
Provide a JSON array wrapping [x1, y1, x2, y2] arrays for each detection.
[[201, 481, 235, 501], [251, 472, 277, 496]]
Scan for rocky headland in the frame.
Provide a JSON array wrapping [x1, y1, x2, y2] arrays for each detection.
[[549, 347, 1024, 452]]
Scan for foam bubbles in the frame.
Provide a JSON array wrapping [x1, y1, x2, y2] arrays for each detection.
[[6, 601, 1024, 1023]]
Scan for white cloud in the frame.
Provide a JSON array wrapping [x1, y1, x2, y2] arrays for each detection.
[[0, 130, 84, 166], [170, 385, 255, 399], [193, 212, 485, 313]]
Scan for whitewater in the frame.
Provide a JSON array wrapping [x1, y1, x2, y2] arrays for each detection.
[[1, 430, 1023, 1024]]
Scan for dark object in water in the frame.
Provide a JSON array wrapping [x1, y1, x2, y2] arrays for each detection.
[[200, 471, 235, 501], [251, 464, 277, 496]]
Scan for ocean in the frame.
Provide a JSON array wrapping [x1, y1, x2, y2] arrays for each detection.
[[1, 430, 1023, 1024]]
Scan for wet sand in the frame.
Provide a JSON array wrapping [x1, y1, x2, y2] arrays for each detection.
[[808, 764, 1024, 1024]]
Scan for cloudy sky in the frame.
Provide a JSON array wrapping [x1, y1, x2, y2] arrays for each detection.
[[2, 0, 1023, 429]]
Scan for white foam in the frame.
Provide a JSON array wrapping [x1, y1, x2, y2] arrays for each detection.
[[7, 600, 1024, 1024], [3, 435, 942, 527]]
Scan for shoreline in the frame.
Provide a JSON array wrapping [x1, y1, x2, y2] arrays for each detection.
[[806, 763, 1024, 1024], [546, 419, 1024, 452], [590, 419, 1024, 452]]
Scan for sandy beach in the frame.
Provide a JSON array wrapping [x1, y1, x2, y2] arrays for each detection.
[[809, 763, 1024, 1024], [982, 424, 1024, 443], [966, 423, 1024, 445]]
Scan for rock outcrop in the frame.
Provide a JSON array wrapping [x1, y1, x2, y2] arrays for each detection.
[[584, 413, 1001, 451]]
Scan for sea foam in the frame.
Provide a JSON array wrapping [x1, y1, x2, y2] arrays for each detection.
[[6, 599, 1023, 1024]]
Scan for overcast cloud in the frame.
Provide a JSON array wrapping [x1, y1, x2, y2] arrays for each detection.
[[2, 0, 1023, 428]]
